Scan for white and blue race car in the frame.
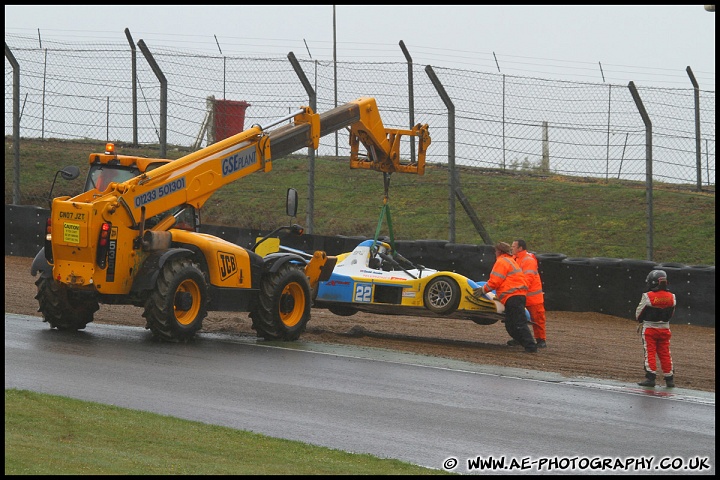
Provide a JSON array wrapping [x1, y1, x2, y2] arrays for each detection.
[[301, 239, 526, 325]]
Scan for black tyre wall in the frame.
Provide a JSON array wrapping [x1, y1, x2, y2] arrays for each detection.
[[560, 257, 593, 312], [652, 262, 713, 326], [7, 206, 715, 327], [443, 243, 496, 281], [682, 265, 715, 327], [617, 259, 661, 319], [414, 240, 451, 271], [536, 253, 568, 311], [589, 257, 624, 315]]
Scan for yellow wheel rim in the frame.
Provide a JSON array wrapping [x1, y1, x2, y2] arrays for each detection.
[[279, 281, 306, 328], [174, 278, 201, 326]]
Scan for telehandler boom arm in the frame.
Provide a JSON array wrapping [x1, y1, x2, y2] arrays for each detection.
[[69, 97, 429, 231], [322, 100, 430, 175]]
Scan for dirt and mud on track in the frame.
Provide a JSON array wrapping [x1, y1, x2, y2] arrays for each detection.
[[6, 255, 715, 393]]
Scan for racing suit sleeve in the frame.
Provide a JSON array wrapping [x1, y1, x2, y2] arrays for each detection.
[[636, 292, 651, 322]]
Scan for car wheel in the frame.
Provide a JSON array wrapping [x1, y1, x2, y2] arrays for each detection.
[[423, 275, 460, 314]]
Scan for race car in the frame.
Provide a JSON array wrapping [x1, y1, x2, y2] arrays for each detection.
[[299, 239, 527, 326]]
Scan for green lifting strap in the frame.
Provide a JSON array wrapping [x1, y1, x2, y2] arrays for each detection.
[[372, 173, 396, 254]]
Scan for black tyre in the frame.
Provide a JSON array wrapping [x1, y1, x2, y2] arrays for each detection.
[[34, 276, 99, 330], [250, 263, 311, 341], [328, 305, 359, 317], [423, 275, 461, 315], [142, 257, 208, 342]]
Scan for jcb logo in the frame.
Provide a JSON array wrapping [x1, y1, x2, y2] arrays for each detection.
[[218, 252, 237, 280]]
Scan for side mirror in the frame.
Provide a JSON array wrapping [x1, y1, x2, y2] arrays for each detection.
[[286, 188, 298, 217], [48, 165, 81, 206], [60, 165, 81, 181]]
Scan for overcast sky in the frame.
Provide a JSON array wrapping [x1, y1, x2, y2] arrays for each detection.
[[5, 5, 716, 88]]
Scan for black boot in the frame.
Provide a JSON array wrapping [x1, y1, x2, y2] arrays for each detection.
[[664, 375, 675, 388], [638, 372, 656, 388]]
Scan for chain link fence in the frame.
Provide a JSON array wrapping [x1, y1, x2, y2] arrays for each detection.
[[6, 33, 715, 182], [5, 33, 716, 263]]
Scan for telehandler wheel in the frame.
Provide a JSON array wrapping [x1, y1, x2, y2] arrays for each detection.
[[423, 275, 461, 315], [34, 276, 99, 330], [143, 256, 208, 342], [250, 263, 312, 341]]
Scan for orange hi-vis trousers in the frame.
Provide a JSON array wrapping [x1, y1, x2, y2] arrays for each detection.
[[527, 303, 546, 341]]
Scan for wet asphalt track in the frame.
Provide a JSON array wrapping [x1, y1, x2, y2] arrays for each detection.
[[5, 314, 715, 475]]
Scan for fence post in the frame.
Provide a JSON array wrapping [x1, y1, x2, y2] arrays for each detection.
[[541, 121, 549, 171], [686, 66, 702, 192], [617, 132, 629, 179], [706, 139, 710, 187], [124, 28, 138, 147], [425, 65, 456, 243], [502, 74, 506, 170], [333, 5, 338, 158], [5, 42, 21, 204], [42, 49, 47, 140], [399, 40, 415, 164], [287, 51, 317, 234], [606, 84, 612, 181], [137, 39, 167, 157], [106, 97, 110, 142], [628, 81, 653, 262]]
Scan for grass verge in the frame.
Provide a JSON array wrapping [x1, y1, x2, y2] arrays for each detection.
[[5, 389, 451, 475], [5, 138, 715, 265]]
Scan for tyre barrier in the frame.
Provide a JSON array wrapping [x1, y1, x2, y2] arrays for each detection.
[[396, 239, 455, 273], [654, 262, 715, 327], [617, 259, 661, 319], [560, 257, 593, 312], [589, 257, 624, 315], [443, 243, 493, 280], [321, 235, 353, 256], [5, 205, 49, 258], [283, 233, 324, 254], [536, 253, 568, 311], [6, 204, 714, 327], [338, 235, 370, 254], [683, 265, 715, 327], [414, 239, 451, 271], [394, 240, 418, 265]]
